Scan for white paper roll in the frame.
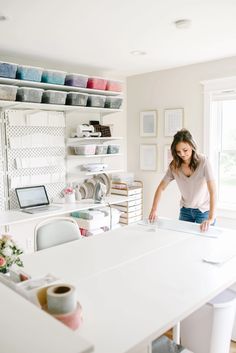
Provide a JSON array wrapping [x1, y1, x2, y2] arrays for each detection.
[[47, 284, 77, 315]]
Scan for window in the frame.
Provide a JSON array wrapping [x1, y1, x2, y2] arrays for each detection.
[[202, 77, 236, 211]]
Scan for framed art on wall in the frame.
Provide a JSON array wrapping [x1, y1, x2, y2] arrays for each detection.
[[164, 108, 183, 136], [140, 110, 157, 137], [140, 144, 157, 171]]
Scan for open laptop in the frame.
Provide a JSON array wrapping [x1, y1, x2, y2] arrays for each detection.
[[15, 185, 60, 214]]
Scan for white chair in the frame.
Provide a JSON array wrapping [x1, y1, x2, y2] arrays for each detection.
[[34, 217, 81, 251]]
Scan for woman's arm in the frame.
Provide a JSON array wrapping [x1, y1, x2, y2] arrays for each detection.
[[200, 180, 216, 231], [149, 180, 169, 222]]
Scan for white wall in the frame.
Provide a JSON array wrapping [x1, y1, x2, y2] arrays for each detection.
[[127, 56, 236, 228]]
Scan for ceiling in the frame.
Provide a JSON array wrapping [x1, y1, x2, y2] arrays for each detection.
[[0, 0, 236, 77]]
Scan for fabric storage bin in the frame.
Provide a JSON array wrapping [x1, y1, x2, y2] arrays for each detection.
[[105, 96, 123, 109], [87, 94, 106, 108], [74, 144, 96, 155], [16, 87, 43, 103], [0, 85, 18, 101], [16, 65, 43, 82], [152, 335, 193, 353], [0, 62, 17, 78], [42, 90, 67, 105], [65, 74, 88, 88], [87, 77, 107, 90], [95, 145, 108, 155], [107, 144, 120, 154], [66, 92, 89, 106], [106, 80, 122, 92], [41, 69, 66, 85]]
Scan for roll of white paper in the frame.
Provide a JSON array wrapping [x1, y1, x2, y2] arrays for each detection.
[[47, 284, 77, 315]]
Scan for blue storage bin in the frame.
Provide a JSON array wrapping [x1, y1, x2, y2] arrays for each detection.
[[0, 62, 17, 78], [16, 65, 43, 82], [42, 69, 66, 85]]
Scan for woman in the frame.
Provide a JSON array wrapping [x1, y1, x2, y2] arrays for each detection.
[[149, 129, 216, 232]]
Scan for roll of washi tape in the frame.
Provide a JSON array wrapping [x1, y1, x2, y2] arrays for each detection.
[[52, 302, 83, 331], [47, 284, 77, 315]]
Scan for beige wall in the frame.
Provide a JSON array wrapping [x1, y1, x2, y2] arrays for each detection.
[[127, 56, 236, 226]]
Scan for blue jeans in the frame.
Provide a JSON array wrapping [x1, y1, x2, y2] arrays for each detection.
[[179, 207, 215, 225]]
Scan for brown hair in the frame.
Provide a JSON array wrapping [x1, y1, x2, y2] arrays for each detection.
[[170, 129, 200, 171]]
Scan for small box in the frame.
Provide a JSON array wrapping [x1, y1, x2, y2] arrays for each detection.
[[95, 144, 108, 155], [0, 62, 17, 78], [105, 96, 123, 109], [66, 92, 89, 106], [41, 69, 66, 85], [74, 144, 96, 155], [65, 74, 88, 88], [16, 87, 43, 103], [0, 85, 18, 101], [87, 77, 107, 90], [107, 144, 120, 154], [42, 90, 67, 105], [87, 94, 106, 108], [16, 65, 43, 82], [106, 80, 122, 92]]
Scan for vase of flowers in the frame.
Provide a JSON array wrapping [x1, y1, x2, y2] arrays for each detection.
[[0, 235, 23, 274], [64, 187, 76, 203]]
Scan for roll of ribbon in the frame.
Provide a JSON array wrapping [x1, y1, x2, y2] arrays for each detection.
[[53, 302, 83, 331], [47, 284, 77, 315]]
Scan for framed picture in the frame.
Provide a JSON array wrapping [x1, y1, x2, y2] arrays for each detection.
[[164, 108, 184, 136], [140, 144, 157, 171], [163, 145, 173, 171], [140, 110, 157, 137]]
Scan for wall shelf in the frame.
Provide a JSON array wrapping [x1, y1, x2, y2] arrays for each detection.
[[0, 77, 122, 96], [68, 169, 124, 177], [67, 153, 122, 159], [67, 137, 123, 146]]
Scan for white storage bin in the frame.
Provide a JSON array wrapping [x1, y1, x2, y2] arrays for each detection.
[[42, 90, 67, 105], [16, 87, 43, 103], [152, 335, 193, 353], [0, 85, 18, 101], [74, 144, 96, 155], [95, 144, 108, 155], [181, 288, 236, 353]]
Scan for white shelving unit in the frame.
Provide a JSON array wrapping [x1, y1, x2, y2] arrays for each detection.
[[67, 154, 122, 159], [68, 169, 124, 177]]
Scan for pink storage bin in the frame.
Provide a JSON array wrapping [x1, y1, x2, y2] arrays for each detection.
[[87, 77, 107, 90], [106, 80, 122, 92]]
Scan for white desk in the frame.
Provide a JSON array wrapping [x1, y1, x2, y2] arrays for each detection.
[[0, 195, 128, 228], [20, 222, 236, 353]]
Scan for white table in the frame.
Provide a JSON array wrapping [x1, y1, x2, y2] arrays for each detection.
[[20, 221, 236, 353]]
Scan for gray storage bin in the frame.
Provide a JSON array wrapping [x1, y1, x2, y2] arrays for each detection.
[[95, 145, 108, 155], [65, 74, 88, 88], [0, 62, 17, 78], [0, 85, 18, 101], [87, 94, 106, 108], [42, 90, 67, 105], [66, 92, 89, 106], [16, 65, 43, 82], [152, 336, 193, 353], [105, 96, 123, 109], [107, 144, 120, 154], [42, 69, 66, 85], [16, 87, 43, 103]]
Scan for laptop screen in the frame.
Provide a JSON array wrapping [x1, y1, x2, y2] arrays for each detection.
[[15, 185, 50, 209]]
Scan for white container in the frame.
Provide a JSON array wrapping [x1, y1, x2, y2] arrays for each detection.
[[181, 289, 236, 353], [65, 193, 76, 203], [74, 144, 96, 155], [95, 144, 108, 155]]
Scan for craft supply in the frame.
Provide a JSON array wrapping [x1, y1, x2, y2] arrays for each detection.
[[47, 284, 77, 315], [52, 302, 83, 331]]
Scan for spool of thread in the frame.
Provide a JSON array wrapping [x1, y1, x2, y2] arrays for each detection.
[[47, 284, 77, 315]]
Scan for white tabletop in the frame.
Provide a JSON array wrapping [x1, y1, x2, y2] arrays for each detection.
[[20, 221, 236, 353], [0, 195, 128, 227]]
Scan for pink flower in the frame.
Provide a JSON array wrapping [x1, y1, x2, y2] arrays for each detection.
[[64, 187, 74, 195], [0, 256, 6, 268]]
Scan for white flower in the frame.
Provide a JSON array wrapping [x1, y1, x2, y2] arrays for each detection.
[[2, 247, 13, 257]]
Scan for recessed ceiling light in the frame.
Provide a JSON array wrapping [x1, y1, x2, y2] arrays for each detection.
[[0, 15, 8, 21], [174, 19, 191, 29], [130, 50, 147, 56]]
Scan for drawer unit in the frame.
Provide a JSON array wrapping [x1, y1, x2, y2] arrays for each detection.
[[111, 180, 143, 225]]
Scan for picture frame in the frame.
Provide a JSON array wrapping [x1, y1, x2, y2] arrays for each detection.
[[140, 110, 157, 137], [164, 108, 184, 137], [140, 144, 157, 171], [163, 145, 173, 171]]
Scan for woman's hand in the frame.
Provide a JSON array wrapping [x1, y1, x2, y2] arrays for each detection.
[[200, 218, 214, 232], [148, 209, 158, 223]]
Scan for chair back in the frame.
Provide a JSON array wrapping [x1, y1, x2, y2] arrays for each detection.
[[34, 217, 81, 251]]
